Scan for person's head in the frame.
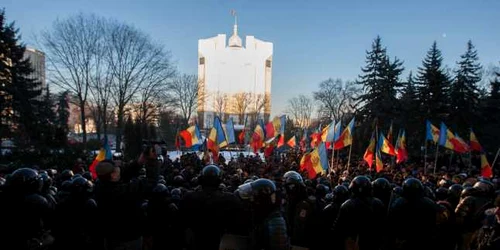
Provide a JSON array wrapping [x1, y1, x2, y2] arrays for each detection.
[[96, 160, 120, 182], [199, 165, 221, 188], [349, 176, 372, 198], [402, 178, 424, 200]]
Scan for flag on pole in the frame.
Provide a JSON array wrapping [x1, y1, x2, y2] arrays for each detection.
[[179, 124, 202, 148], [207, 117, 226, 161], [470, 129, 483, 152], [250, 123, 265, 153], [238, 129, 246, 144], [225, 118, 236, 144], [387, 121, 394, 143], [334, 117, 355, 150], [438, 122, 469, 153], [287, 136, 297, 148], [277, 134, 285, 148], [379, 132, 396, 156], [375, 149, 383, 173], [481, 153, 493, 178], [300, 142, 329, 179], [426, 120, 440, 143], [395, 130, 408, 164], [89, 136, 113, 180], [363, 132, 376, 169]]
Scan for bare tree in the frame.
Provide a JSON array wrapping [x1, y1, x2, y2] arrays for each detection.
[[313, 78, 358, 121], [232, 92, 252, 125], [42, 13, 105, 146], [286, 95, 313, 128], [169, 74, 200, 126], [213, 91, 228, 121], [248, 93, 267, 125], [105, 21, 173, 152]]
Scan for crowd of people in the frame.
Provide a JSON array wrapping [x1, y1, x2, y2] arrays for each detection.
[[0, 148, 499, 250]]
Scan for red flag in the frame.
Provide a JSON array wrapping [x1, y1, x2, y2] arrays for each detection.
[[481, 153, 493, 178], [395, 130, 408, 164], [277, 134, 285, 148], [238, 129, 246, 144], [364, 133, 375, 169], [470, 129, 483, 152], [287, 136, 297, 148]]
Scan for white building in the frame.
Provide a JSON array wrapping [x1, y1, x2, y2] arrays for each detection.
[[23, 48, 46, 99], [197, 17, 273, 129]]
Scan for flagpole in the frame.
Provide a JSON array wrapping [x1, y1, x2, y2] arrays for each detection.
[[434, 143, 439, 174], [330, 145, 335, 173], [424, 140, 428, 175], [492, 147, 500, 170], [347, 144, 353, 172]]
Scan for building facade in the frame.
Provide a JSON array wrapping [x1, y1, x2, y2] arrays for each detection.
[[23, 48, 46, 99], [197, 19, 273, 129]]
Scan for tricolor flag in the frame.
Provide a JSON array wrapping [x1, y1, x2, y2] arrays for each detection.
[[287, 136, 297, 148], [300, 142, 329, 179], [363, 132, 376, 169], [395, 129, 408, 164], [438, 123, 469, 153], [426, 120, 440, 143], [277, 134, 285, 148], [207, 117, 226, 161], [265, 115, 286, 139], [481, 153, 493, 178], [238, 129, 246, 144], [321, 120, 335, 142], [375, 149, 383, 173], [89, 136, 113, 180], [179, 124, 202, 148], [334, 117, 355, 150], [225, 118, 236, 144], [387, 121, 394, 143], [378, 132, 396, 156], [250, 123, 265, 153], [470, 129, 483, 152]]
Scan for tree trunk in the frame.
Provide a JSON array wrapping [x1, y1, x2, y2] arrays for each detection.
[[115, 105, 125, 152], [79, 100, 87, 148]]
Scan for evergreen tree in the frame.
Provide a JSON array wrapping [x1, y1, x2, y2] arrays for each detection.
[[450, 40, 482, 132], [356, 36, 403, 125], [415, 41, 451, 122], [480, 71, 500, 152], [0, 10, 44, 144], [54, 91, 69, 146], [355, 36, 404, 150]]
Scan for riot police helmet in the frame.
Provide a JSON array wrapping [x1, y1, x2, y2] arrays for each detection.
[[39, 172, 53, 192], [435, 187, 449, 201], [349, 176, 372, 197], [332, 185, 349, 202], [402, 178, 424, 199], [8, 168, 43, 194], [283, 171, 303, 185], [61, 169, 74, 181], [237, 178, 277, 205], [372, 178, 391, 197], [448, 184, 463, 199], [461, 186, 476, 199], [82, 172, 92, 181], [71, 177, 93, 194], [152, 184, 169, 197], [199, 165, 221, 188], [473, 180, 494, 197]]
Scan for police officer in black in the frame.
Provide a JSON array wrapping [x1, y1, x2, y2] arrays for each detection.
[[53, 177, 97, 250], [180, 165, 242, 250], [0, 168, 53, 250], [321, 185, 349, 249], [387, 178, 439, 250], [455, 180, 495, 250], [372, 177, 392, 211], [332, 175, 385, 250], [238, 178, 290, 250]]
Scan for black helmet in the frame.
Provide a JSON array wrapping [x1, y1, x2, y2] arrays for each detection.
[[39, 172, 53, 192], [61, 180, 73, 192], [82, 172, 92, 181], [438, 179, 453, 188], [173, 175, 185, 187], [332, 185, 349, 203], [372, 178, 391, 197], [200, 165, 221, 188], [424, 186, 436, 200], [448, 184, 463, 199], [461, 187, 476, 198], [71, 177, 93, 194], [315, 184, 329, 198], [219, 183, 227, 192], [171, 188, 182, 199], [61, 170, 74, 181], [473, 180, 494, 197], [47, 169, 58, 178], [393, 186, 403, 196], [349, 176, 372, 197], [435, 187, 448, 201], [152, 184, 169, 197], [8, 168, 43, 194], [238, 178, 277, 205], [157, 179, 166, 185], [402, 178, 424, 199], [283, 171, 303, 185]]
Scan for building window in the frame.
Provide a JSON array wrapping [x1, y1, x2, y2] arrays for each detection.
[[266, 60, 271, 68], [199, 57, 205, 65]]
